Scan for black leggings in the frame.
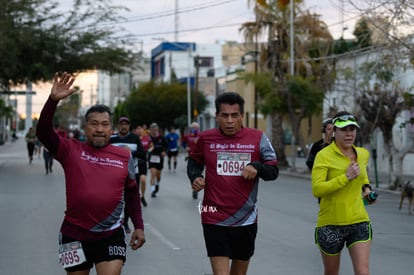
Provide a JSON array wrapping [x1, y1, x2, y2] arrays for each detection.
[[43, 150, 53, 171], [27, 142, 35, 158]]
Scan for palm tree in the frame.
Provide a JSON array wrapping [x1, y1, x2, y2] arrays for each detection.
[[0, 98, 14, 119], [0, 98, 15, 144], [241, 0, 335, 169]]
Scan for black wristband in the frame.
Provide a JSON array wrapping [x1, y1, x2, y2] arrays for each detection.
[[362, 184, 372, 191]]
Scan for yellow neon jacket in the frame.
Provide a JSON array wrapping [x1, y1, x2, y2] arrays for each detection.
[[312, 141, 370, 227]]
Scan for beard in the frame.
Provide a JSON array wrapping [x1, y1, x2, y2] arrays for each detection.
[[89, 136, 108, 148]]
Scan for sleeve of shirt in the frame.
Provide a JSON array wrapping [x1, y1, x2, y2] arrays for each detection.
[[36, 96, 60, 155], [163, 137, 169, 151], [181, 135, 187, 148], [187, 157, 204, 183], [306, 142, 318, 169], [248, 132, 279, 181], [132, 137, 146, 160], [311, 150, 349, 198], [125, 156, 144, 230], [187, 134, 205, 183]]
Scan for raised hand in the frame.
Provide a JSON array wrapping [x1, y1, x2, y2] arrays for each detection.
[[50, 72, 77, 101]]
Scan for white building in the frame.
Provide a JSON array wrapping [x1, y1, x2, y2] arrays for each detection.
[[97, 55, 151, 109], [150, 41, 226, 129], [325, 46, 414, 178]]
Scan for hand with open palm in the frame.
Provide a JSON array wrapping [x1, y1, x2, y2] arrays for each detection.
[[50, 72, 77, 101]]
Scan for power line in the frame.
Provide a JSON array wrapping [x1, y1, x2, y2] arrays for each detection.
[[116, 22, 244, 39], [111, 0, 238, 25]]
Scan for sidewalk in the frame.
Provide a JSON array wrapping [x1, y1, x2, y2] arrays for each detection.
[[0, 138, 29, 168], [0, 138, 26, 166]]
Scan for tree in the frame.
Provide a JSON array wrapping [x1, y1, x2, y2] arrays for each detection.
[[0, 98, 14, 143], [334, 47, 411, 189], [353, 17, 372, 49], [121, 81, 208, 131], [0, 0, 136, 89], [0, 98, 14, 119], [346, 1, 413, 55], [356, 58, 409, 188], [340, 1, 414, 187], [242, 0, 334, 168], [54, 88, 82, 130]]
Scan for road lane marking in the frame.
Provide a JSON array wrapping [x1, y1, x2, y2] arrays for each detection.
[[144, 223, 181, 250]]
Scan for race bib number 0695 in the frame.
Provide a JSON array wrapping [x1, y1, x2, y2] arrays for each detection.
[[216, 152, 251, 176], [58, 241, 87, 269]]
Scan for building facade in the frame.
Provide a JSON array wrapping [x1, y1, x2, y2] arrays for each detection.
[[325, 46, 414, 178]]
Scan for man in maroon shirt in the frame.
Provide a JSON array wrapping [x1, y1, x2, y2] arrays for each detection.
[[182, 121, 200, 156], [182, 121, 201, 199], [36, 72, 145, 274], [187, 92, 278, 275]]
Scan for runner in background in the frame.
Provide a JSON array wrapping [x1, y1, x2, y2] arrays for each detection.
[[165, 126, 180, 172], [182, 122, 201, 199], [148, 123, 168, 198], [135, 125, 153, 207], [110, 117, 145, 232]]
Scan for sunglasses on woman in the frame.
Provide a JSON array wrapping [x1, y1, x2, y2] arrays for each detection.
[[332, 115, 357, 124]]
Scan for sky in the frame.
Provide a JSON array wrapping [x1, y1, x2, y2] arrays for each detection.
[[60, 0, 360, 55], [17, 0, 360, 116]]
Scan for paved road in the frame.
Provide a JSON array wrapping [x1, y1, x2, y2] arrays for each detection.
[[0, 139, 413, 274]]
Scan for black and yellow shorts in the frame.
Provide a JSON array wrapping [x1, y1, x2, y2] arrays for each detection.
[[315, 221, 372, 255]]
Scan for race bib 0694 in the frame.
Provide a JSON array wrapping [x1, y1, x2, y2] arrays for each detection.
[[58, 241, 87, 269], [216, 152, 251, 176]]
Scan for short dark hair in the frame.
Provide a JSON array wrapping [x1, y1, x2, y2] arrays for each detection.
[[85, 104, 112, 122], [215, 92, 245, 114]]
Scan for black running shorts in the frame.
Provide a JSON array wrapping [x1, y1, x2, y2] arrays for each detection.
[[167, 150, 179, 158], [59, 229, 127, 272], [148, 161, 164, 170], [138, 162, 147, 176], [202, 223, 257, 261]]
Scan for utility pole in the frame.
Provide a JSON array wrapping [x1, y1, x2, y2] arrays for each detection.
[[25, 81, 33, 133], [187, 45, 192, 127], [90, 85, 94, 106], [193, 55, 201, 120], [254, 34, 259, 129], [174, 0, 179, 42], [289, 0, 296, 171]]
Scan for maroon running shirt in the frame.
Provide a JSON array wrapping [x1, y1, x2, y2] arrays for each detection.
[[37, 97, 143, 241], [189, 127, 278, 226]]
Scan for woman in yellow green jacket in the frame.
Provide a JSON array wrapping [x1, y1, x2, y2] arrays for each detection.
[[312, 111, 375, 275]]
